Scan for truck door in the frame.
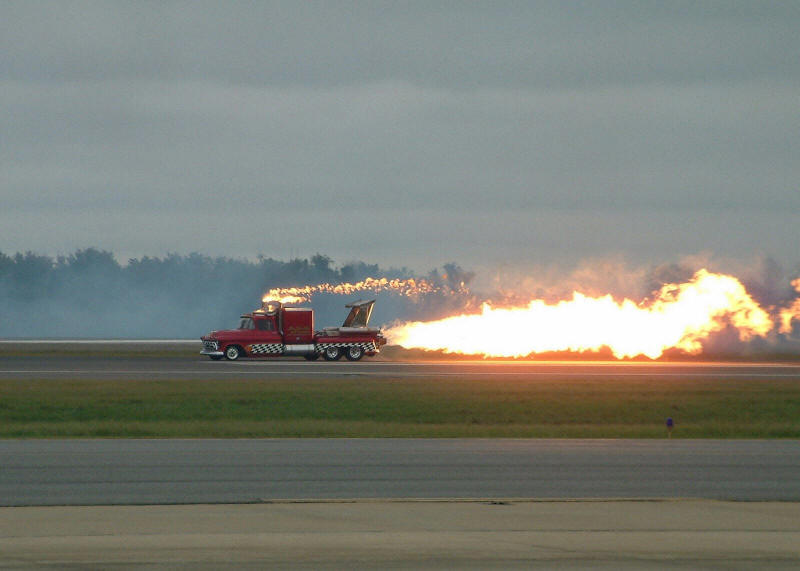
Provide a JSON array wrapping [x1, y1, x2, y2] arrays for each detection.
[[235, 316, 281, 356], [250, 315, 282, 355], [254, 316, 279, 339]]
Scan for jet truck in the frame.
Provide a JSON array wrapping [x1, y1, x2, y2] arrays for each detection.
[[201, 299, 386, 361]]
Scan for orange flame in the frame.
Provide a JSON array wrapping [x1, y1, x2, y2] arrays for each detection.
[[779, 278, 800, 335], [269, 295, 307, 305], [385, 270, 773, 359], [263, 277, 441, 304]]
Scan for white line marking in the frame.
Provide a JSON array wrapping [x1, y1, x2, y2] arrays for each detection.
[[1, 369, 799, 377]]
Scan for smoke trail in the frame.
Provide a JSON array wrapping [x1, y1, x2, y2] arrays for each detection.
[[779, 278, 800, 334]]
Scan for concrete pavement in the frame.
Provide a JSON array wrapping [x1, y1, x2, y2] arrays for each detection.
[[1, 500, 798, 569]]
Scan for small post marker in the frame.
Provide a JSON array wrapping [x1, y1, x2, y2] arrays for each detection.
[[666, 417, 674, 438]]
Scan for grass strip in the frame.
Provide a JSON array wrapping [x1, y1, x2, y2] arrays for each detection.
[[1, 376, 799, 438]]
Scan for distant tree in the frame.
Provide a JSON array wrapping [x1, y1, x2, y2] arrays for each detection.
[[311, 253, 333, 274], [9, 251, 54, 301], [57, 248, 119, 274], [0, 249, 470, 337], [340, 261, 381, 283], [442, 262, 475, 289], [0, 251, 12, 275]]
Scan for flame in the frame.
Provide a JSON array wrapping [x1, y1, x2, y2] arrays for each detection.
[[263, 277, 441, 304], [385, 270, 774, 359], [271, 295, 307, 305], [779, 278, 800, 335]]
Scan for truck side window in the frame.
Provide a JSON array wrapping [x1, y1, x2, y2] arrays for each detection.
[[256, 319, 274, 331]]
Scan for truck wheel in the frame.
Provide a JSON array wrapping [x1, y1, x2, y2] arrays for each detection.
[[345, 346, 364, 361], [224, 345, 242, 361], [304, 353, 320, 361], [322, 346, 341, 361]]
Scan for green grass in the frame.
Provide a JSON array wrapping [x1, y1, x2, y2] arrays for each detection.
[[2, 376, 800, 438]]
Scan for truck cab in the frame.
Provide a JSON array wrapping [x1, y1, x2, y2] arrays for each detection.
[[200, 310, 283, 360]]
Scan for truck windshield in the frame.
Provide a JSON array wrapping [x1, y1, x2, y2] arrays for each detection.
[[238, 317, 254, 329]]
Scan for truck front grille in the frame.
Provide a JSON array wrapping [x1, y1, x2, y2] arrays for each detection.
[[203, 340, 218, 351]]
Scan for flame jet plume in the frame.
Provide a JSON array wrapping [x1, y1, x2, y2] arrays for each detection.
[[385, 270, 774, 359], [263, 277, 445, 305], [779, 278, 800, 335]]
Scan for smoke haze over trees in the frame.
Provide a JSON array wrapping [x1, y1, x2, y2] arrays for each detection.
[[1, 248, 799, 357], [0, 248, 473, 338]]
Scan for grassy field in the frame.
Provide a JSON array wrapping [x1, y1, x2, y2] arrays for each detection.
[[2, 376, 800, 438]]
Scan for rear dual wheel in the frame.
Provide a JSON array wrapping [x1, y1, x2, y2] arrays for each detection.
[[322, 346, 342, 361], [322, 346, 363, 361], [345, 346, 364, 361]]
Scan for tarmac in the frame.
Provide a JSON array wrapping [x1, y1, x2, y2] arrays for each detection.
[[2, 500, 799, 569], [3, 352, 800, 381], [4, 439, 800, 505]]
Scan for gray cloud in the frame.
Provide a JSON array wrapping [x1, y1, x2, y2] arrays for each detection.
[[1, 1, 798, 272], [3, 2, 798, 88]]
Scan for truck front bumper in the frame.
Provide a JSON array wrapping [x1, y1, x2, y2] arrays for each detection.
[[200, 349, 224, 357]]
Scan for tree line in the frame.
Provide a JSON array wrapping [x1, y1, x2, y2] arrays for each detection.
[[0, 249, 471, 338]]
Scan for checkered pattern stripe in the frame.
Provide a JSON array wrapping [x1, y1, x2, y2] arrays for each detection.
[[315, 341, 378, 353], [248, 343, 284, 355]]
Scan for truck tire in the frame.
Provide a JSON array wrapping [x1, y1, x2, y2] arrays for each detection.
[[345, 346, 364, 361], [224, 345, 242, 361], [304, 353, 320, 361], [322, 346, 341, 361]]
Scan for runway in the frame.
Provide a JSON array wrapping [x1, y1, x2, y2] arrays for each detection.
[[2, 339, 799, 381], [2, 353, 800, 381], [2, 438, 799, 506]]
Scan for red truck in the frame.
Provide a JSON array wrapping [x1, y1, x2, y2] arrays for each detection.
[[201, 299, 386, 361]]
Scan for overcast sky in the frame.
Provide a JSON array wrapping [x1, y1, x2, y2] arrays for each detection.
[[2, 1, 798, 273]]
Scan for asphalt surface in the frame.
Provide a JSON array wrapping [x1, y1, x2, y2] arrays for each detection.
[[2, 438, 800, 506], [3, 353, 800, 380], [2, 338, 800, 380]]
